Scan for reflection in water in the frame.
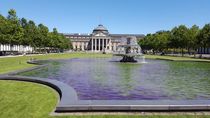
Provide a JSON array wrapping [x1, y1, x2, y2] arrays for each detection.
[[115, 63, 139, 96], [20, 60, 62, 78], [18, 58, 210, 100], [164, 62, 210, 99]]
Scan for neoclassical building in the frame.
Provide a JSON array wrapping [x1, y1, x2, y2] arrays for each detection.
[[64, 24, 144, 53]]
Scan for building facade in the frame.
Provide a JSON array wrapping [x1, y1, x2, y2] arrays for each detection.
[[64, 24, 144, 53]]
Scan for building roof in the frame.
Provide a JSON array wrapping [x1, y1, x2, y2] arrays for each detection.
[[110, 34, 144, 37], [93, 24, 108, 31], [92, 24, 109, 36], [63, 33, 91, 37]]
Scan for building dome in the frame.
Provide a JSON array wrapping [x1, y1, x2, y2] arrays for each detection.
[[92, 24, 109, 36], [93, 24, 108, 31]]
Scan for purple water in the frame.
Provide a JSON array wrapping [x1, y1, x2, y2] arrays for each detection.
[[19, 58, 210, 100]]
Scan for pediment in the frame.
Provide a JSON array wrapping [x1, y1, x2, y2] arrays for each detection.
[[93, 32, 107, 37]]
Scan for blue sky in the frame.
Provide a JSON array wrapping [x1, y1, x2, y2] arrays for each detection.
[[0, 0, 210, 34]]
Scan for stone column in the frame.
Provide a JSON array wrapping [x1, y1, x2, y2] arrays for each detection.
[[106, 39, 108, 48], [91, 39, 93, 52], [82, 42, 84, 51], [78, 42, 80, 50], [113, 43, 115, 51], [92, 39, 95, 51], [110, 39, 112, 52], [115, 43, 117, 51], [102, 39, 104, 51], [94, 39, 97, 51], [85, 42, 88, 50]]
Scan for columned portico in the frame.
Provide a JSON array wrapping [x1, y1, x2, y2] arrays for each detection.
[[90, 37, 111, 52], [65, 24, 144, 53]]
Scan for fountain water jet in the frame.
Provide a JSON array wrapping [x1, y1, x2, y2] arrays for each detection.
[[141, 56, 147, 63]]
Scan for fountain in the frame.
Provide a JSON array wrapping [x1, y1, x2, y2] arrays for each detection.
[[113, 36, 144, 63]]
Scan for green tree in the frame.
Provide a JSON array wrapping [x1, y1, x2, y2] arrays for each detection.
[[48, 28, 71, 53], [139, 34, 156, 54], [197, 23, 210, 57], [170, 25, 189, 56], [59, 34, 71, 51], [6, 9, 24, 47], [139, 34, 151, 51], [155, 31, 170, 54], [20, 18, 30, 46], [33, 24, 50, 52], [0, 14, 8, 44], [1, 9, 70, 54], [7, 9, 18, 22], [27, 20, 38, 48], [48, 28, 59, 51], [187, 25, 199, 56]]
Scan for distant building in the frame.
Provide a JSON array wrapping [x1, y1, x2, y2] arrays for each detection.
[[64, 24, 144, 53], [0, 45, 33, 56]]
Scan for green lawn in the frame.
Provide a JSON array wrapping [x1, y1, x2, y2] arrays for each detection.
[[1, 53, 210, 118], [0, 80, 57, 118]]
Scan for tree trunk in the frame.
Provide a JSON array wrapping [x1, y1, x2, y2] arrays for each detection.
[[188, 48, 190, 55], [193, 48, 197, 58], [204, 46, 206, 54], [181, 48, 184, 57], [199, 54, 203, 58], [173, 48, 175, 56]]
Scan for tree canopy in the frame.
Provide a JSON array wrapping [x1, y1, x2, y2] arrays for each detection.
[[139, 24, 210, 56], [0, 9, 72, 53]]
